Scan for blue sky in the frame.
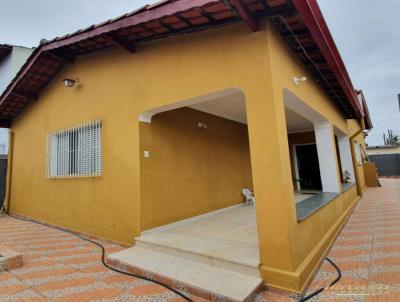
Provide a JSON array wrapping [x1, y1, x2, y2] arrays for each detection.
[[0, 0, 398, 145]]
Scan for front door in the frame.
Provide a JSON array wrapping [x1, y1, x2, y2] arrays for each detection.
[[295, 144, 322, 191]]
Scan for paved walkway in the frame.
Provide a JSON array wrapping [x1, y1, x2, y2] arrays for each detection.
[[304, 178, 400, 302], [0, 217, 208, 302], [0, 178, 399, 302]]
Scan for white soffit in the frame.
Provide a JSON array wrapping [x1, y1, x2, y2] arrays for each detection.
[[140, 88, 246, 124], [188, 93, 247, 124], [285, 108, 314, 133]]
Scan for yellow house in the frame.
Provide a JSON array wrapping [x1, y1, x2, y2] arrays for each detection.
[[0, 0, 373, 300]]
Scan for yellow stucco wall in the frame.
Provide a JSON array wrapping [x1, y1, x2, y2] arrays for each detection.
[[258, 24, 362, 292], [354, 133, 367, 193], [140, 107, 252, 230], [347, 119, 367, 193], [10, 22, 272, 246], [8, 21, 364, 292]]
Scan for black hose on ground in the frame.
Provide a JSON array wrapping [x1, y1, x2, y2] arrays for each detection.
[[0, 210, 194, 302], [298, 257, 342, 302], [1, 209, 342, 302]]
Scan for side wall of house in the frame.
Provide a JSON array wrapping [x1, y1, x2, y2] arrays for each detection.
[[0, 47, 32, 94], [140, 107, 252, 230], [0, 48, 13, 153], [0, 47, 33, 154], [10, 47, 33, 77]]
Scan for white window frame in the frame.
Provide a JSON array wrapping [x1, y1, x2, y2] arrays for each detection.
[[46, 120, 102, 178]]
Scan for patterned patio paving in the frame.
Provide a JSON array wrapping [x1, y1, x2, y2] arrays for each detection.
[[295, 178, 400, 302], [0, 178, 399, 302]]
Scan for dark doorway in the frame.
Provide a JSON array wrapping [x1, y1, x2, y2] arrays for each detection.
[[296, 144, 322, 191]]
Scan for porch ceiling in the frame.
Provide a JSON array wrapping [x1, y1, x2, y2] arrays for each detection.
[[0, 0, 365, 128], [189, 92, 247, 124], [285, 108, 313, 133]]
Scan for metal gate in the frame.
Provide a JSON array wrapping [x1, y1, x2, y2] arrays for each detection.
[[369, 154, 400, 176]]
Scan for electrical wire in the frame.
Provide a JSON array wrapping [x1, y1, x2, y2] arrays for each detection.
[[0, 10, 346, 302], [275, 16, 352, 117], [1, 208, 342, 302], [298, 257, 342, 302], [0, 209, 193, 302]]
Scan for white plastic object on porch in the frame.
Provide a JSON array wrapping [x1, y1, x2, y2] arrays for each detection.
[[242, 189, 256, 206]]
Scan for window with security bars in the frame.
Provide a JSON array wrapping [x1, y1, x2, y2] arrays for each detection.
[[46, 120, 102, 178]]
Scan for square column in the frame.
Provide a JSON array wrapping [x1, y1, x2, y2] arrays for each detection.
[[245, 87, 298, 290], [313, 122, 341, 192]]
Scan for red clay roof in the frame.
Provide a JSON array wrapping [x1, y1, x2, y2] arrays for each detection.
[[356, 90, 373, 130], [0, 0, 370, 128]]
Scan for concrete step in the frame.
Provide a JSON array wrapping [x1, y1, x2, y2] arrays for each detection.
[[107, 246, 263, 302], [135, 233, 260, 277]]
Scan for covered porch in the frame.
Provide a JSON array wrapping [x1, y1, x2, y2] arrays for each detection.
[[136, 205, 259, 276], [108, 85, 360, 300], [111, 88, 265, 301]]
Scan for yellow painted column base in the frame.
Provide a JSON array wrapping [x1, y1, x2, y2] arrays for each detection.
[[260, 194, 360, 294]]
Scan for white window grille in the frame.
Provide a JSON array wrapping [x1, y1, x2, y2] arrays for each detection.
[[46, 120, 102, 178]]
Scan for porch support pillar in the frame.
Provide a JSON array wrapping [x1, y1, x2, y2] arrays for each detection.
[[245, 87, 298, 290], [337, 135, 356, 183], [313, 121, 341, 192]]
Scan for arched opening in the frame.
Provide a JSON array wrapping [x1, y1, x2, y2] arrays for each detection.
[[137, 88, 260, 277]]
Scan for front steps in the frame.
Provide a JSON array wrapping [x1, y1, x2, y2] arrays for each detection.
[[107, 246, 263, 302], [135, 231, 260, 277]]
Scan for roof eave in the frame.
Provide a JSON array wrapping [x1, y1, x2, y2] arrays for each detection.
[[41, 0, 220, 51], [292, 0, 362, 117], [356, 90, 373, 130], [0, 0, 366, 124]]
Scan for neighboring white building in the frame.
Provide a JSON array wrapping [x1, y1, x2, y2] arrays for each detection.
[[367, 145, 400, 156], [0, 44, 33, 153]]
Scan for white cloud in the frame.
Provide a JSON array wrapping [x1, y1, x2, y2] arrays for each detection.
[[318, 0, 400, 145]]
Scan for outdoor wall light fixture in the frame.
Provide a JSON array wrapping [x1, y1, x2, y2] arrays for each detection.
[[63, 78, 79, 88], [294, 76, 307, 85], [197, 122, 208, 129]]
